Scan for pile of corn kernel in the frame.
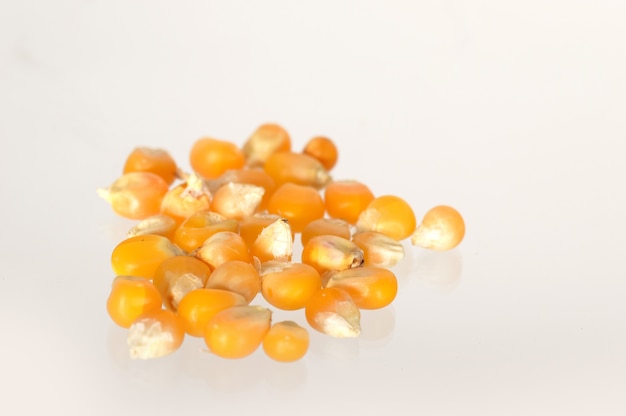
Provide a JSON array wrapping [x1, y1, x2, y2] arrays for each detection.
[[99, 123, 465, 362]]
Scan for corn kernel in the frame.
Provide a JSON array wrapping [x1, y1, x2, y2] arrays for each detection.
[[211, 182, 265, 220], [411, 205, 465, 250], [106, 276, 163, 328], [127, 309, 185, 359], [123, 146, 179, 185], [302, 136, 338, 171], [239, 213, 284, 249], [173, 211, 239, 254], [263, 321, 310, 362], [215, 168, 276, 211], [205, 260, 261, 304], [267, 183, 325, 233], [111, 234, 183, 279], [356, 195, 416, 241], [190, 137, 246, 179], [127, 214, 178, 241], [204, 305, 272, 359], [324, 180, 375, 225], [152, 255, 212, 311], [176, 288, 247, 337], [264, 151, 331, 189], [260, 261, 322, 310], [325, 266, 398, 310], [250, 218, 293, 263], [193, 231, 250, 269], [301, 235, 364, 274], [242, 123, 291, 167], [301, 218, 351, 247], [98, 172, 169, 220], [351, 231, 404, 268], [305, 287, 360, 338], [160, 172, 212, 224]]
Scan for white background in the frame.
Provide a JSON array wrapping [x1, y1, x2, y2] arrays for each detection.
[[1, 1, 625, 415]]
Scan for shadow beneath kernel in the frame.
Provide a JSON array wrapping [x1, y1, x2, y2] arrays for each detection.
[[412, 249, 463, 293]]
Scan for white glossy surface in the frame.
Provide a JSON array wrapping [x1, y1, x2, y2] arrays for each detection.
[[1, 1, 625, 415]]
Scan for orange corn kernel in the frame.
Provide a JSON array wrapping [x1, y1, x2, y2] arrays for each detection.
[[193, 231, 250, 269], [325, 266, 398, 310], [111, 234, 183, 279], [106, 276, 163, 328], [260, 261, 322, 311], [160, 173, 212, 224], [239, 213, 283, 249], [127, 214, 178, 241], [324, 180, 375, 225], [152, 255, 212, 311], [127, 309, 185, 359], [205, 260, 261, 304], [190, 137, 246, 179], [98, 172, 169, 220], [216, 168, 276, 211], [173, 211, 238, 254], [351, 231, 405, 268], [176, 288, 247, 337], [302, 136, 338, 171], [263, 321, 310, 363], [204, 305, 272, 359], [211, 182, 265, 220], [250, 218, 293, 263], [242, 123, 291, 167], [267, 183, 325, 233], [123, 146, 178, 185], [264, 151, 331, 189], [411, 205, 465, 250], [301, 235, 364, 274], [356, 195, 417, 241], [305, 287, 360, 338], [301, 218, 351, 247]]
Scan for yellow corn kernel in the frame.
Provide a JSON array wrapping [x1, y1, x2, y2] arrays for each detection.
[[301, 235, 364, 274], [127, 309, 185, 359], [190, 137, 246, 179], [264, 151, 331, 189], [302, 136, 338, 171], [301, 218, 352, 247], [242, 123, 291, 167], [152, 255, 212, 311], [98, 171, 169, 220], [193, 231, 250, 269], [263, 321, 310, 363], [411, 205, 465, 251], [160, 172, 212, 224], [173, 210, 239, 254], [204, 305, 272, 359], [216, 168, 276, 211], [110, 234, 183, 279], [267, 183, 325, 233], [325, 266, 398, 310], [205, 260, 261, 304], [250, 218, 293, 263], [106, 276, 163, 328], [122, 146, 179, 185], [239, 213, 284, 250], [305, 287, 360, 338], [127, 214, 178, 241], [260, 261, 322, 310], [356, 195, 417, 241], [351, 231, 405, 268], [324, 180, 375, 225], [176, 288, 247, 337], [211, 182, 265, 220]]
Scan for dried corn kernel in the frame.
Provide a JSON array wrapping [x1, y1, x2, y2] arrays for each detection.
[[250, 218, 293, 263], [176, 288, 247, 337], [264, 151, 331, 189], [111, 234, 183, 279], [260, 261, 322, 310], [123, 146, 179, 185], [193, 231, 250, 269], [411, 205, 465, 250], [351, 231, 404, 268], [324, 180, 375, 225], [242, 123, 291, 167], [325, 266, 398, 310], [301, 235, 364, 274], [302, 136, 338, 171], [356, 195, 416, 241], [127, 309, 185, 359], [98, 172, 169, 220], [216, 168, 276, 211], [173, 211, 239, 254], [204, 305, 272, 359], [301, 218, 351, 247], [127, 214, 178, 241], [106, 276, 163, 328], [160, 172, 212, 223], [190, 137, 246, 179], [239, 213, 284, 249], [262, 321, 309, 362], [267, 183, 325, 233], [305, 287, 360, 338], [205, 260, 261, 304], [211, 182, 264, 220], [152, 255, 212, 311]]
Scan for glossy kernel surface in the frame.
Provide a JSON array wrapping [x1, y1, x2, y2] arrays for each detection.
[[305, 287, 361, 338], [152, 255, 212, 311], [324, 180, 375, 225], [267, 183, 325, 233], [260, 261, 322, 310], [262, 321, 310, 362], [111, 234, 182, 279], [106, 276, 163, 328], [411, 205, 465, 250], [176, 288, 247, 337], [326, 266, 398, 310], [356, 195, 417, 241], [190, 137, 246, 179]]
